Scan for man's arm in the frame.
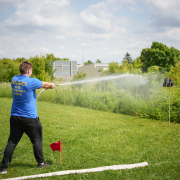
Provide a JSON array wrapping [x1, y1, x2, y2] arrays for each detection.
[[41, 82, 55, 89]]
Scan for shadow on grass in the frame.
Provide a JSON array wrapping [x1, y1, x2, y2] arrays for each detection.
[[10, 160, 53, 168]]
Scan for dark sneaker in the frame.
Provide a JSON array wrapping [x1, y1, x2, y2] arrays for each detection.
[[38, 162, 51, 169], [0, 167, 7, 174]]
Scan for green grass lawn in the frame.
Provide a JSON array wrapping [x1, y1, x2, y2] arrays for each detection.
[[0, 97, 180, 180]]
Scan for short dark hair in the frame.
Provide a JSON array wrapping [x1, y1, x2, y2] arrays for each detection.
[[19, 61, 33, 75]]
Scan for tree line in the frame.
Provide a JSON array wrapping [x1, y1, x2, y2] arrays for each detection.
[[102, 42, 180, 86], [0, 54, 68, 82], [1, 42, 180, 85]]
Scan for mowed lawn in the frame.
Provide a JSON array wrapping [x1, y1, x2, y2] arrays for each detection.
[[0, 97, 180, 180]]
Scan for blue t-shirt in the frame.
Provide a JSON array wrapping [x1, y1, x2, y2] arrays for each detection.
[[11, 75, 43, 118]]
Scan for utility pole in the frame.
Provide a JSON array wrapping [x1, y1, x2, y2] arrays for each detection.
[[82, 46, 90, 71]]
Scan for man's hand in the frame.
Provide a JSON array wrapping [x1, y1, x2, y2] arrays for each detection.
[[41, 82, 55, 90]]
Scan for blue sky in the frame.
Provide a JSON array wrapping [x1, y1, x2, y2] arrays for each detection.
[[0, 0, 180, 64]]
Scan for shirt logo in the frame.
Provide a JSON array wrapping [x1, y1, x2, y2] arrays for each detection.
[[12, 80, 27, 96]]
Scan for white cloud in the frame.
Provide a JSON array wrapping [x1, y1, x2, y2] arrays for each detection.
[[0, 0, 22, 5], [79, 0, 128, 37], [91, 33, 110, 40], [55, 36, 66, 40], [145, 0, 180, 27], [79, 2, 113, 34], [80, 11, 112, 33], [2, 0, 73, 33], [0, 49, 5, 56], [161, 28, 180, 43], [0, 0, 180, 64], [59, 46, 65, 50], [146, 0, 180, 12]]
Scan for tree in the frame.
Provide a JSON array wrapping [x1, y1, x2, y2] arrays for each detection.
[[29, 54, 62, 81], [108, 62, 120, 74], [123, 52, 133, 63], [96, 59, 101, 63], [0, 59, 20, 82], [119, 60, 130, 73], [130, 57, 142, 74], [140, 42, 180, 72], [45, 54, 57, 80], [0, 54, 64, 82], [84, 60, 93, 65], [73, 72, 87, 80], [147, 66, 160, 74], [60, 58, 69, 61], [167, 61, 180, 86], [29, 55, 51, 82], [102, 58, 143, 75], [14, 57, 26, 63]]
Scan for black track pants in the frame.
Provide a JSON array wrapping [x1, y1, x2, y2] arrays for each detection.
[[1, 116, 44, 169]]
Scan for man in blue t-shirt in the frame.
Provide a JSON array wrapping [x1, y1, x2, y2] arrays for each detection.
[[1, 61, 55, 174]]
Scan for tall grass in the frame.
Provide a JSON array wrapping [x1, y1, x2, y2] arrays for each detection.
[[47, 74, 180, 123], [0, 82, 12, 98], [0, 74, 180, 123]]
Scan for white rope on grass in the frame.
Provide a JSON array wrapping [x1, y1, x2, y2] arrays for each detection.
[[2, 162, 148, 180]]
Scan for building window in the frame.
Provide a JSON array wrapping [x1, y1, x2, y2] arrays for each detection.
[[53, 60, 77, 80]]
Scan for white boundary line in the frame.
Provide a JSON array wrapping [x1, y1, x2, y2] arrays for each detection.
[[2, 162, 148, 180]]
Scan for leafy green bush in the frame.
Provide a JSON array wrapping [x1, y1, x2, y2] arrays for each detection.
[[0, 54, 58, 82], [0, 59, 20, 82], [72, 72, 87, 80]]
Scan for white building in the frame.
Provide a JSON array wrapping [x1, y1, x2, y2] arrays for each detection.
[[78, 63, 109, 78], [53, 61, 110, 80], [53, 60, 77, 80]]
